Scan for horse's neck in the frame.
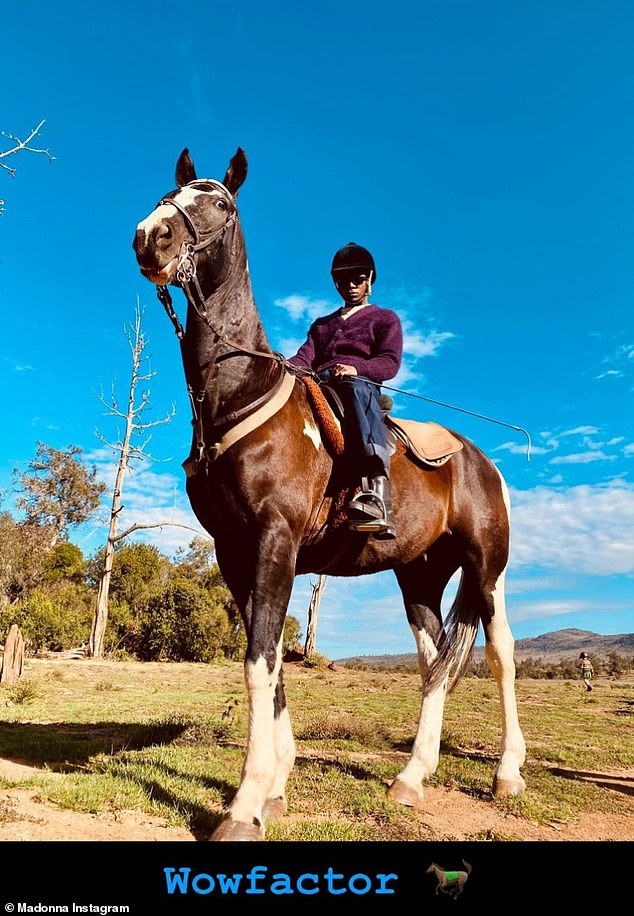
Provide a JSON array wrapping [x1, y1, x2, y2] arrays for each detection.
[[182, 256, 276, 426]]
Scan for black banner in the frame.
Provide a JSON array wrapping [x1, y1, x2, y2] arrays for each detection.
[[0, 840, 628, 911]]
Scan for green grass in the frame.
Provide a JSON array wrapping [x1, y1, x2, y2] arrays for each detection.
[[0, 658, 631, 840]]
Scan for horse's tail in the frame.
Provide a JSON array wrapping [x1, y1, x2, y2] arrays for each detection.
[[425, 570, 479, 693], [462, 860, 472, 874]]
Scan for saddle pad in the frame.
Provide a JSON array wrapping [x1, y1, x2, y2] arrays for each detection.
[[387, 417, 463, 463]]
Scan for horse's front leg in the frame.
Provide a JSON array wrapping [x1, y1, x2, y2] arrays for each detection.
[[211, 527, 297, 841], [262, 672, 296, 821]]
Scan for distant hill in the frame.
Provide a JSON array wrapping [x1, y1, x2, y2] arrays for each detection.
[[335, 628, 634, 669]]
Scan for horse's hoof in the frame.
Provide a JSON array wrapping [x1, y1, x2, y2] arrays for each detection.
[[209, 817, 265, 841], [492, 776, 526, 797], [387, 778, 423, 807], [263, 796, 287, 820]]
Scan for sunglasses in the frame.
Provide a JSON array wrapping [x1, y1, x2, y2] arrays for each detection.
[[334, 271, 369, 286]]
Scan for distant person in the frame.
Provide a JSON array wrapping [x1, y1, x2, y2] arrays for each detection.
[[577, 652, 594, 692], [288, 242, 403, 538]]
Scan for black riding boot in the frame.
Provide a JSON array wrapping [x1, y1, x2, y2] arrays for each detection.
[[347, 475, 396, 539], [372, 475, 396, 540]]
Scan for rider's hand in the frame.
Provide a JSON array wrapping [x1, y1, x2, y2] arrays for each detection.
[[333, 364, 358, 378]]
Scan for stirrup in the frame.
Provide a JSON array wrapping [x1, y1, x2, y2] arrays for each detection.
[[348, 493, 385, 521], [347, 477, 395, 536]]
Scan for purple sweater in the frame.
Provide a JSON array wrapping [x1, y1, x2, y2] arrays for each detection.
[[288, 304, 403, 384]]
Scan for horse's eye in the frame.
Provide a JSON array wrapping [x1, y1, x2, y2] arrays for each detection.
[[216, 198, 228, 211]]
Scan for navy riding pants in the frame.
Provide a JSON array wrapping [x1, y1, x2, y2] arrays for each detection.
[[320, 373, 390, 478]]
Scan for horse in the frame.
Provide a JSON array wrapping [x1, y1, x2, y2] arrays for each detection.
[[132, 147, 526, 841], [427, 861, 472, 897]]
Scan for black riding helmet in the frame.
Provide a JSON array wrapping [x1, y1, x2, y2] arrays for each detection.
[[330, 242, 376, 284]]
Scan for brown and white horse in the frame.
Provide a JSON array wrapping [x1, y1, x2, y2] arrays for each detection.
[[132, 147, 526, 840]]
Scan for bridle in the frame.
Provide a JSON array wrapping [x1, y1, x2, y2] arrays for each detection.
[[156, 178, 238, 310], [152, 178, 298, 471]]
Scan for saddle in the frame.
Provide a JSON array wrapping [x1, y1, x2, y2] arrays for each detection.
[[301, 377, 463, 468], [385, 416, 462, 467]]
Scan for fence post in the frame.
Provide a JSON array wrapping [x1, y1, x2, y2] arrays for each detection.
[[0, 624, 25, 685]]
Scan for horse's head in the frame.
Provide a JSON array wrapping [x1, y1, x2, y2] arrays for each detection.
[[133, 147, 248, 287]]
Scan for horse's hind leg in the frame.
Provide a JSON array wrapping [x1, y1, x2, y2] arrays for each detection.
[[387, 557, 450, 807], [483, 568, 526, 796]]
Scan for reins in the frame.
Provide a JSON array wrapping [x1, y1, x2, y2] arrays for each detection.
[[155, 181, 289, 471], [371, 378, 533, 462]]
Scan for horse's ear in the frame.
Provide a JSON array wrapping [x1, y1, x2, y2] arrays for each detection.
[[176, 148, 197, 187], [222, 147, 248, 197]]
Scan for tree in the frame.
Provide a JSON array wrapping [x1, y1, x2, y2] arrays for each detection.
[[87, 542, 169, 612], [43, 542, 86, 584], [305, 574, 327, 657], [88, 304, 176, 657], [13, 443, 105, 547], [172, 537, 247, 660], [0, 511, 53, 606], [1, 120, 55, 215]]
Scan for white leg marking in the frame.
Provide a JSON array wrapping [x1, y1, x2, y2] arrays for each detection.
[[395, 625, 448, 789], [486, 467, 526, 789], [269, 704, 296, 803], [269, 627, 296, 806], [486, 571, 527, 785], [228, 652, 280, 825]]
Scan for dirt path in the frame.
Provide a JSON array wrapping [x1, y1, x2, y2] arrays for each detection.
[[1, 756, 632, 842]]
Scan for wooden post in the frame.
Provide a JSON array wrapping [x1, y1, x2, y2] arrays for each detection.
[[0, 624, 25, 685], [304, 575, 327, 657]]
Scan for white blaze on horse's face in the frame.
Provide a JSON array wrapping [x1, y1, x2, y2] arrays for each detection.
[[135, 204, 184, 285]]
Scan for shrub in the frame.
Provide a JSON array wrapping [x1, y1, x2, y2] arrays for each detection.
[[135, 579, 232, 662], [0, 585, 92, 653], [5, 678, 40, 704]]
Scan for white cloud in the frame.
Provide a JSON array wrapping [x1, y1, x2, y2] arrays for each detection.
[[561, 426, 599, 437], [597, 342, 634, 378], [400, 324, 455, 359], [509, 481, 634, 575], [550, 450, 617, 465], [274, 294, 334, 323], [506, 598, 595, 625], [495, 440, 548, 456]]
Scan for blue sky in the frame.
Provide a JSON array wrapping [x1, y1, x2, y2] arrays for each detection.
[[1, 0, 632, 659]]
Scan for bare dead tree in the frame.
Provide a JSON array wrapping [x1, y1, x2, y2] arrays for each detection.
[[88, 302, 181, 657], [1, 120, 55, 214], [305, 574, 327, 657]]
